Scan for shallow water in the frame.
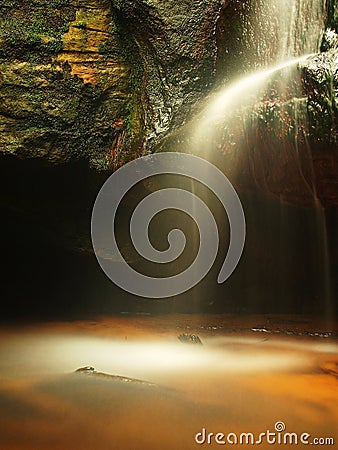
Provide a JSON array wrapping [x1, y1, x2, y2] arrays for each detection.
[[0, 315, 337, 449]]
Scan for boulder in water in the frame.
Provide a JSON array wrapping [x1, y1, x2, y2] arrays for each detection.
[[178, 333, 203, 345]]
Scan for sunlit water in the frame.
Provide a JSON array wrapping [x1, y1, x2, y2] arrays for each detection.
[[242, 0, 325, 67], [0, 317, 337, 450], [193, 0, 325, 154], [0, 3, 334, 450], [194, 54, 313, 139], [184, 0, 332, 320]]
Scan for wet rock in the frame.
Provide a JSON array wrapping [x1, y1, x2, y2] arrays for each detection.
[[0, 0, 140, 170], [113, 0, 223, 149], [321, 28, 338, 51], [321, 360, 338, 378], [200, 324, 224, 331], [0, 0, 337, 209], [303, 49, 338, 145], [75, 366, 96, 373], [0, 0, 223, 166], [251, 328, 337, 339], [178, 333, 203, 345], [74, 366, 159, 386], [251, 327, 272, 333]]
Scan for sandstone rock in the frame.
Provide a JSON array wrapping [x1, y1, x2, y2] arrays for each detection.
[[0, 0, 224, 168], [0, 0, 140, 170], [303, 49, 338, 145]]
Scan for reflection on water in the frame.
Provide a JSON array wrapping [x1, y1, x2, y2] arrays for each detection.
[[0, 315, 337, 449]]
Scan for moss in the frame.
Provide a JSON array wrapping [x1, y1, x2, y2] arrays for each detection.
[[303, 52, 338, 144], [76, 20, 87, 29], [0, 1, 75, 63], [97, 39, 119, 57], [1, 0, 19, 6], [0, 1, 145, 170], [95, 5, 145, 163], [113, 10, 145, 153]]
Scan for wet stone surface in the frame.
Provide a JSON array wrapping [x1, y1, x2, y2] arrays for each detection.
[[178, 333, 203, 345], [74, 366, 159, 386]]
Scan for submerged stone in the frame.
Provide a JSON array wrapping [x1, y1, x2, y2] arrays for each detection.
[[178, 333, 203, 345], [74, 366, 159, 387], [75, 366, 96, 373]]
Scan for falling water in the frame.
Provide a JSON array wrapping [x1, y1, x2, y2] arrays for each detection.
[[274, 0, 325, 59], [194, 0, 326, 145], [181, 0, 331, 315], [233, 0, 325, 69], [194, 55, 313, 134]]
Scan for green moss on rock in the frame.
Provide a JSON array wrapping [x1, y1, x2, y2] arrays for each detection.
[[0, 1, 75, 63]]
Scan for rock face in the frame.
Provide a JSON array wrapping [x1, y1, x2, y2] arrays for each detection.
[[302, 48, 338, 207], [2, 0, 335, 203], [0, 0, 142, 169], [117, 0, 223, 149], [211, 0, 338, 208], [0, 0, 223, 169], [304, 49, 338, 146], [0, 0, 337, 317]]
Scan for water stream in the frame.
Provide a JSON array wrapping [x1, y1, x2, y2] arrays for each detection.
[[0, 317, 337, 450], [0, 3, 335, 450], [194, 0, 325, 152], [178, 0, 332, 316]]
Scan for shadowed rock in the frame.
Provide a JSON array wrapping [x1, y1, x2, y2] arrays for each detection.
[[178, 333, 203, 345], [74, 366, 159, 387]]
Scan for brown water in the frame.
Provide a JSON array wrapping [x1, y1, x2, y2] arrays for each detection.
[[0, 315, 337, 449]]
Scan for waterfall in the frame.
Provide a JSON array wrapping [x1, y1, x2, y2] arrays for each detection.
[[274, 0, 325, 59], [239, 0, 326, 70], [192, 0, 326, 173], [183, 0, 331, 315], [153, 0, 331, 314]]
